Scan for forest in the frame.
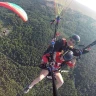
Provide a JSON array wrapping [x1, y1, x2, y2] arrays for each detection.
[[0, 0, 96, 96]]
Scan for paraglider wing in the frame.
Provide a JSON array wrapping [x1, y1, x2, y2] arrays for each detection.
[[0, 2, 28, 22]]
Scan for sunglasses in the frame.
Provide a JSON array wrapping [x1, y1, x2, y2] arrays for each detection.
[[70, 38, 76, 44]]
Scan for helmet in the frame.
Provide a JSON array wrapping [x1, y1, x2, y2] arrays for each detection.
[[70, 34, 80, 43], [63, 51, 73, 61]]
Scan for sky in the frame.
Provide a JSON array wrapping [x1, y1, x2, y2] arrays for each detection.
[[75, 0, 96, 12]]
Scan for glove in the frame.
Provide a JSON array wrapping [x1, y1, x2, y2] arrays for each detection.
[[51, 38, 56, 46], [51, 40, 55, 45]]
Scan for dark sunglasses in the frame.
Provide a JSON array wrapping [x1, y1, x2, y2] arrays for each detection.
[[70, 38, 76, 44]]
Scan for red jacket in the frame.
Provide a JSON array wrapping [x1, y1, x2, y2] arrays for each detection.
[[42, 52, 75, 71]]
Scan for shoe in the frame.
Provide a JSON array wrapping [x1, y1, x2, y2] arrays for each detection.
[[24, 86, 30, 93], [47, 76, 52, 79]]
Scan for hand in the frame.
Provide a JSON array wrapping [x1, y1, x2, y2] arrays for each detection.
[[82, 48, 90, 54], [50, 61, 55, 66], [71, 58, 76, 64], [85, 47, 91, 51], [51, 38, 56, 45]]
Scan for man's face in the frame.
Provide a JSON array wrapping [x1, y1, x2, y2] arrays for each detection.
[[67, 38, 76, 47]]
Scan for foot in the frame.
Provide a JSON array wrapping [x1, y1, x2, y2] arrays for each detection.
[[47, 76, 52, 79], [24, 86, 30, 93]]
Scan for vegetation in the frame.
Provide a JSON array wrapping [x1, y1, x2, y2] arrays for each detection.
[[0, 0, 96, 96]]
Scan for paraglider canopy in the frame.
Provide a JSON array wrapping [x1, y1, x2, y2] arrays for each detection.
[[0, 2, 28, 22]]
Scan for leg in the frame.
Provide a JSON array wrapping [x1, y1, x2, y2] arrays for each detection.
[[24, 69, 49, 93], [54, 71, 64, 90], [29, 69, 49, 88]]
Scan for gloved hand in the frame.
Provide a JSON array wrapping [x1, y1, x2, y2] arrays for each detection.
[[51, 41, 55, 45], [51, 38, 56, 46]]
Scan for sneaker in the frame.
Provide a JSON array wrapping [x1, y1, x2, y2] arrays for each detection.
[[47, 76, 52, 79], [47, 76, 56, 80], [24, 87, 30, 93]]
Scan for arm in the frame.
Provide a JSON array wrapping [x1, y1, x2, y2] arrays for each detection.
[[64, 57, 76, 68], [72, 48, 90, 57], [71, 57, 76, 67], [82, 48, 90, 54], [53, 52, 56, 62]]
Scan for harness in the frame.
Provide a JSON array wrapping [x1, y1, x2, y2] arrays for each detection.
[[40, 39, 73, 74]]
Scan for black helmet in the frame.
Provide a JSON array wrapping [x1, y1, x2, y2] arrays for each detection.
[[70, 34, 80, 43], [63, 51, 73, 61]]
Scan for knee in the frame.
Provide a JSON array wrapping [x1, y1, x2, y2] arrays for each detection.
[[39, 74, 45, 80], [57, 80, 64, 89], [39, 70, 48, 81], [60, 80, 64, 85]]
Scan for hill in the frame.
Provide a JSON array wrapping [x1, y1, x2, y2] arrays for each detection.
[[47, 0, 96, 20], [70, 0, 96, 20], [0, 0, 96, 96]]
